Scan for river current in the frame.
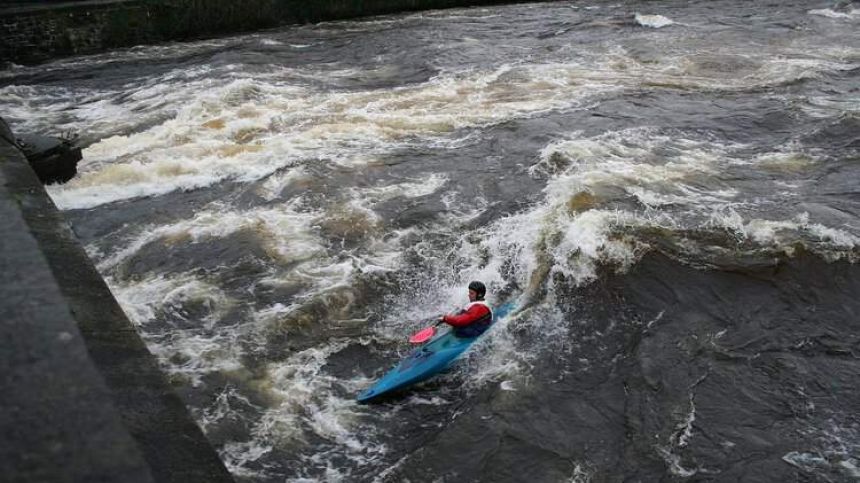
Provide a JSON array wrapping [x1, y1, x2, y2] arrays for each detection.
[[2, 1, 860, 481]]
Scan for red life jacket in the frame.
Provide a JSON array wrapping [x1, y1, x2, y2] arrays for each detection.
[[443, 301, 494, 338]]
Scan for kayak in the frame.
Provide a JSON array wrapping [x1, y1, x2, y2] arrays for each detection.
[[357, 301, 514, 403]]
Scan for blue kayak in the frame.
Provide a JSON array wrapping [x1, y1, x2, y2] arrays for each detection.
[[357, 302, 514, 403]]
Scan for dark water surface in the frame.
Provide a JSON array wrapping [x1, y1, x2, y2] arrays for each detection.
[[2, 1, 860, 481]]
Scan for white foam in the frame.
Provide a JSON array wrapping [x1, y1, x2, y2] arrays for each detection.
[[251, 302, 302, 327], [47, 82, 301, 210], [597, 45, 857, 92], [568, 463, 594, 483], [256, 167, 308, 200], [229, 342, 386, 480], [658, 395, 705, 478], [840, 459, 860, 478], [97, 253, 260, 386], [351, 174, 448, 206], [782, 451, 830, 469], [657, 446, 698, 477], [221, 440, 274, 479], [109, 273, 231, 327], [7, 46, 850, 211], [809, 8, 860, 19], [754, 151, 816, 171], [96, 200, 324, 272], [504, 131, 729, 285], [801, 95, 860, 118], [709, 210, 860, 251], [254, 345, 346, 442], [200, 386, 258, 432], [462, 299, 569, 390], [781, 412, 860, 479], [752, 56, 847, 86], [675, 396, 696, 447], [141, 327, 244, 384], [634, 13, 675, 28], [41, 62, 620, 209]]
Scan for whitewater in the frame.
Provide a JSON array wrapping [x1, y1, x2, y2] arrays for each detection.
[[2, 0, 859, 481]]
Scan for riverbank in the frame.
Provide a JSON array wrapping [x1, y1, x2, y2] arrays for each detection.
[[0, 0, 536, 65], [0, 136, 234, 482]]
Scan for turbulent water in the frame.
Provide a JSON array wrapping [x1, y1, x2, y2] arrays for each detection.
[[3, 0, 860, 481]]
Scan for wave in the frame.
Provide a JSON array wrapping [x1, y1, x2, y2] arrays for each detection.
[[441, 129, 858, 311], [634, 13, 675, 29], [809, 8, 860, 19], [9, 46, 845, 209]]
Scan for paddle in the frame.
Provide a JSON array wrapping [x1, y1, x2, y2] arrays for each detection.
[[409, 319, 443, 344]]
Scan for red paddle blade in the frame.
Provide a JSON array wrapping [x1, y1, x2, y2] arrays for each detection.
[[409, 326, 436, 344]]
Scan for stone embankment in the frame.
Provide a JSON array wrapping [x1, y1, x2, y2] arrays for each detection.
[[0, 136, 235, 482], [1, 0, 524, 65]]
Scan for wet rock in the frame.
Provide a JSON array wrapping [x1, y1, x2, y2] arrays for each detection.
[[1, 117, 82, 185]]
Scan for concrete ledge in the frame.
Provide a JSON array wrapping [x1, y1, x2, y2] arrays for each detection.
[[0, 139, 234, 482], [0, 0, 531, 65]]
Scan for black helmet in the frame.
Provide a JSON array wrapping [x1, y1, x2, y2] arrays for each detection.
[[468, 281, 486, 300]]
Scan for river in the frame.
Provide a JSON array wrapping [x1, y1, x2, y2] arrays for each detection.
[[2, 1, 859, 481]]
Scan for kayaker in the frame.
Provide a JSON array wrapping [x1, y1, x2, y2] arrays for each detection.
[[439, 281, 494, 338]]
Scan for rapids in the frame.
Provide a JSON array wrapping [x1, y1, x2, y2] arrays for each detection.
[[2, 1, 859, 481]]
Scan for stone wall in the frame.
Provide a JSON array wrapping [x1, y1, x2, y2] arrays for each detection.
[[0, 0, 527, 65], [0, 136, 235, 482]]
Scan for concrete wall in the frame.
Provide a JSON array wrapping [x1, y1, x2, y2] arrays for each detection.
[[0, 137, 234, 482], [0, 0, 530, 65]]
